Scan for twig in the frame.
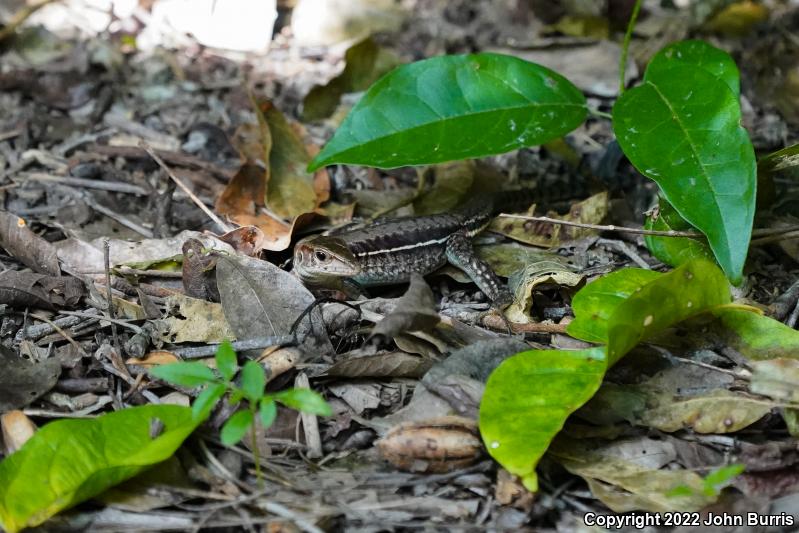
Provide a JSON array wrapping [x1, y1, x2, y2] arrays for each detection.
[[29, 313, 88, 356], [104, 239, 121, 351], [0, 0, 59, 42], [750, 229, 799, 247], [60, 309, 144, 334], [140, 141, 233, 233], [498, 213, 799, 240], [171, 336, 295, 359], [17, 172, 149, 195]]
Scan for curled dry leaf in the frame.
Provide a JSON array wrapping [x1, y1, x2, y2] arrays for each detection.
[[369, 273, 439, 341], [181, 238, 220, 302], [0, 211, 59, 276], [256, 346, 303, 380], [0, 271, 83, 310], [0, 345, 61, 412], [376, 416, 484, 473]]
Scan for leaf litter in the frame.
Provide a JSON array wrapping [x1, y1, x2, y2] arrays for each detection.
[[0, 0, 797, 531]]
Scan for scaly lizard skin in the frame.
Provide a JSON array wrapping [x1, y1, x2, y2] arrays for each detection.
[[293, 196, 513, 308]]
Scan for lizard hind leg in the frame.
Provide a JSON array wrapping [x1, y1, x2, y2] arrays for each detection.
[[444, 231, 512, 309]]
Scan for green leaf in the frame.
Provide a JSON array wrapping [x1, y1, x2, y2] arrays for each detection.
[[260, 398, 277, 428], [240, 361, 266, 402], [0, 405, 200, 533], [214, 341, 237, 382], [275, 388, 332, 416], [709, 305, 799, 360], [613, 42, 756, 284], [192, 383, 226, 420], [220, 410, 254, 446], [645, 40, 740, 97], [644, 198, 714, 268], [758, 141, 799, 173], [479, 347, 607, 492], [308, 52, 587, 170], [150, 362, 216, 388], [566, 268, 662, 344], [606, 259, 731, 365]]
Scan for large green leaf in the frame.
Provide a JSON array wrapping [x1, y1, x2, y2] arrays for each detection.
[[566, 268, 662, 344], [613, 41, 756, 284], [645, 40, 740, 97], [709, 305, 799, 360], [644, 198, 714, 268], [479, 347, 607, 492], [606, 260, 731, 365], [308, 52, 587, 170], [0, 405, 200, 532]]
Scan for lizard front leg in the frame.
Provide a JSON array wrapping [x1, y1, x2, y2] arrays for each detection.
[[445, 231, 512, 309]]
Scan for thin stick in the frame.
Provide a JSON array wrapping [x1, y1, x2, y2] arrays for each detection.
[[498, 213, 799, 240], [140, 141, 233, 233], [104, 239, 120, 351], [29, 313, 88, 356], [0, 0, 59, 42]]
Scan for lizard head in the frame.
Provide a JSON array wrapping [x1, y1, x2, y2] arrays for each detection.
[[293, 235, 361, 285]]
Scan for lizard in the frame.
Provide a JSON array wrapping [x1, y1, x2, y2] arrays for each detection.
[[292, 193, 518, 309]]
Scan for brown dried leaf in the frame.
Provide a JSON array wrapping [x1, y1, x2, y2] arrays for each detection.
[[0, 345, 61, 411], [0, 211, 59, 275], [0, 271, 83, 310], [181, 238, 220, 302], [215, 254, 330, 352], [369, 273, 439, 341]]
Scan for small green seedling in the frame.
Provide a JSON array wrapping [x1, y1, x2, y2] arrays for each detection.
[[667, 463, 745, 499], [149, 341, 332, 484]]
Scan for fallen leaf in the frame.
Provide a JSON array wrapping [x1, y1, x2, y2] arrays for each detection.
[[156, 294, 235, 344], [215, 254, 330, 352], [0, 411, 36, 454], [326, 352, 433, 379], [0, 212, 59, 276], [750, 359, 799, 402], [0, 271, 83, 310], [0, 345, 61, 412], [302, 37, 401, 121], [370, 273, 440, 341], [505, 260, 584, 323]]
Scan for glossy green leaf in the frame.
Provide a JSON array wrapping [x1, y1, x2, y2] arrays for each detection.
[[758, 142, 799, 173], [240, 361, 266, 402], [566, 268, 662, 344], [479, 347, 607, 491], [308, 52, 587, 170], [606, 260, 731, 365], [613, 43, 756, 284], [645, 40, 740, 97], [150, 362, 215, 388], [260, 398, 277, 428], [275, 388, 333, 416], [709, 305, 799, 360], [644, 198, 714, 267], [220, 410, 254, 446], [215, 341, 237, 382], [0, 405, 200, 533], [192, 383, 226, 420]]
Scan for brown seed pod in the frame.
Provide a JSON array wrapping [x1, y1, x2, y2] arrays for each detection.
[[376, 416, 484, 473]]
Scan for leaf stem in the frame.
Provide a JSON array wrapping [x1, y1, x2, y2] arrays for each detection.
[[619, 0, 643, 95], [588, 107, 613, 120], [250, 408, 263, 489]]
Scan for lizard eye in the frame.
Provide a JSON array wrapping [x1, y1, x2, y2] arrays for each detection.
[[314, 250, 329, 262]]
